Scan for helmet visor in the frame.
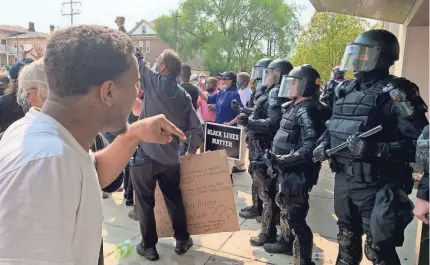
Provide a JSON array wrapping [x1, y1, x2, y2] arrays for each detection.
[[339, 44, 381, 72], [251, 66, 264, 80], [262, 68, 281, 87], [278, 76, 307, 99]]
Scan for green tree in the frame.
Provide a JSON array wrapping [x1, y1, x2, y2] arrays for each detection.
[[290, 12, 373, 81], [154, 0, 300, 73]]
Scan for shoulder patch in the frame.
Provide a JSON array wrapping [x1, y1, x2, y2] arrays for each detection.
[[268, 87, 283, 106], [335, 79, 356, 99]]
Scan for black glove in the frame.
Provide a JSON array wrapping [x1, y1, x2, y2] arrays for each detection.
[[313, 141, 329, 162], [347, 133, 374, 159], [263, 149, 278, 168], [237, 114, 249, 126], [267, 166, 279, 179], [231, 99, 241, 112]]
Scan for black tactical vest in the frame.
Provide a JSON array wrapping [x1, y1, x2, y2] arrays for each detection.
[[272, 101, 301, 155], [247, 90, 270, 140], [327, 78, 392, 159]]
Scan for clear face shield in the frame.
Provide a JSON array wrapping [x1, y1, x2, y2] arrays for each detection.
[[262, 68, 281, 88], [339, 43, 381, 72], [278, 76, 307, 100], [251, 66, 263, 80]]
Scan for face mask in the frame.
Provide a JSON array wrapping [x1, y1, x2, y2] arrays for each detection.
[[237, 82, 244, 89], [207, 86, 216, 93], [152, 63, 159, 72], [200, 78, 206, 84]]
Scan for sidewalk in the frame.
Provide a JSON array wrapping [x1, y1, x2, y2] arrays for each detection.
[[102, 164, 418, 265]]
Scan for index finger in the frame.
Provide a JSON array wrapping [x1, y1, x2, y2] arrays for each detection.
[[159, 116, 186, 140]]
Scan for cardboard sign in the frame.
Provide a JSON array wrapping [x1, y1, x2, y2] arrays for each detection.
[[204, 122, 243, 160], [154, 150, 239, 238]]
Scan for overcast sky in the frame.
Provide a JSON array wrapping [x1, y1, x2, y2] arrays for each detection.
[[0, 0, 315, 33]]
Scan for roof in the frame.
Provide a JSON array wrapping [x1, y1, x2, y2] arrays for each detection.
[[308, 0, 419, 24], [128, 19, 156, 35], [0, 25, 28, 33], [5, 31, 49, 39]]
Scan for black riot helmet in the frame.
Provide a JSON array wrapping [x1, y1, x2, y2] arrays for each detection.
[[262, 59, 294, 88], [340, 29, 399, 72], [278, 65, 321, 100], [331, 66, 345, 80], [251, 58, 273, 80]]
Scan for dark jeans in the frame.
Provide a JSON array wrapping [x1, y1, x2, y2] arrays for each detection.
[[123, 163, 134, 206], [131, 149, 189, 248]]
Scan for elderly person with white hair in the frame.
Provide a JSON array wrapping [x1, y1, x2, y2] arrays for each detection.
[[16, 58, 48, 112]]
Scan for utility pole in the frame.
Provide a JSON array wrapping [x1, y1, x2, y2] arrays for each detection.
[[61, 0, 81, 26]]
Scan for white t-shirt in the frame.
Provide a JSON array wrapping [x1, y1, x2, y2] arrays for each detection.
[[238, 87, 252, 107], [0, 108, 103, 265]]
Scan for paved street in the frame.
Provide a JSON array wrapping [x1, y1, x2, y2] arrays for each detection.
[[102, 164, 419, 265]]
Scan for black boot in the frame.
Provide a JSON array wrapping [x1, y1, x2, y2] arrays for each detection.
[[250, 233, 277, 246], [264, 237, 293, 255], [136, 244, 159, 261], [175, 238, 193, 255], [239, 206, 260, 219], [264, 213, 294, 255], [128, 206, 138, 221]]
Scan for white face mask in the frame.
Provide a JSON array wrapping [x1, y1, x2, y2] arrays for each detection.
[[151, 63, 158, 72], [200, 78, 206, 84]]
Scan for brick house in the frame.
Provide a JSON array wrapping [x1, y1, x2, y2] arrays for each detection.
[[128, 19, 204, 70], [0, 22, 50, 67]]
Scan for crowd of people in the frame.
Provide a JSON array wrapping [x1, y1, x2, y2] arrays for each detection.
[[0, 18, 428, 265]]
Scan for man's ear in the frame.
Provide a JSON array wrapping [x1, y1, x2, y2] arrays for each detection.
[[28, 90, 38, 107], [100, 80, 115, 106]]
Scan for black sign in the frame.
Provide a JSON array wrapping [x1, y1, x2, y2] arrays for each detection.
[[204, 122, 243, 160]]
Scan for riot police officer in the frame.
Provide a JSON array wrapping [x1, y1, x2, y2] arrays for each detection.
[[248, 58, 273, 108], [238, 58, 273, 220], [320, 66, 345, 110], [237, 59, 293, 246], [263, 65, 330, 265], [414, 125, 429, 265], [313, 29, 428, 265]]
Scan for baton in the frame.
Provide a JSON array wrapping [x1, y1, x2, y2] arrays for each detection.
[[313, 125, 383, 162]]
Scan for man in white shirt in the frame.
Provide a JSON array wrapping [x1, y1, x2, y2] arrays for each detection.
[[231, 72, 252, 174], [237, 72, 252, 107], [0, 25, 185, 265]]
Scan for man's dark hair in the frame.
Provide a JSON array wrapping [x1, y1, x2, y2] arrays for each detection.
[[159, 49, 182, 77], [180, 64, 192, 82], [44, 25, 135, 97]]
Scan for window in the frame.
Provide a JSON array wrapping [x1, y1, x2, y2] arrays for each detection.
[[13, 41, 17, 48], [138, 41, 144, 51], [141, 26, 146, 34], [146, 41, 150, 54], [0, 39, 6, 45]]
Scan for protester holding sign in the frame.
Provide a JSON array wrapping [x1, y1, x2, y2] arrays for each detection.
[[132, 48, 203, 261]]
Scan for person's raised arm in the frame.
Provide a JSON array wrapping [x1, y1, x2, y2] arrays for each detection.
[[95, 114, 186, 188]]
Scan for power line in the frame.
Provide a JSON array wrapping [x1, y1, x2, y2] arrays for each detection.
[[61, 0, 81, 26]]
